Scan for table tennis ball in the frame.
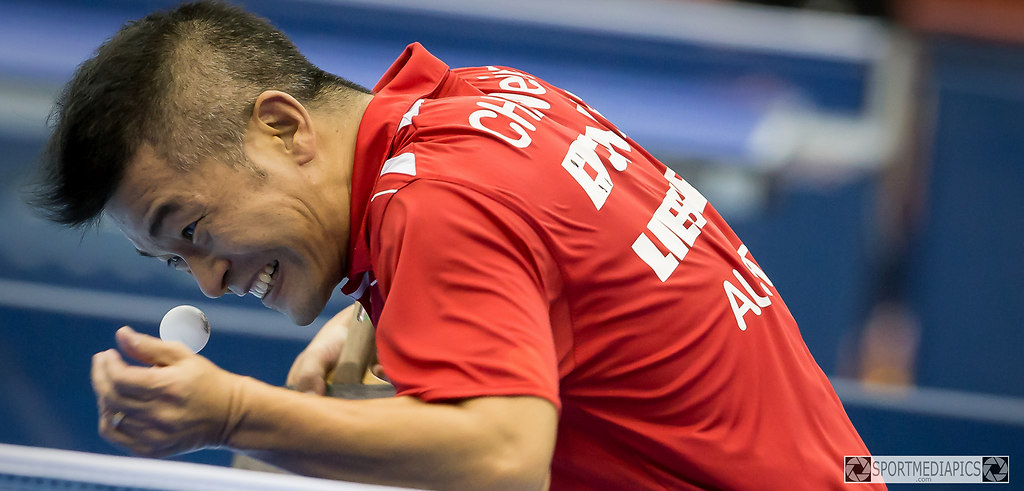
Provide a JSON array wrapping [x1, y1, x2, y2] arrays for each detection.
[[159, 305, 210, 353]]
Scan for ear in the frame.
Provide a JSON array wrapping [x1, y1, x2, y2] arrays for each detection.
[[246, 90, 316, 165]]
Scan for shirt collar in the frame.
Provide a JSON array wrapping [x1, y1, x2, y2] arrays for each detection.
[[340, 43, 451, 299]]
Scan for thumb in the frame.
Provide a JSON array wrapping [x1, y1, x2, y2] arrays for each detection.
[[116, 326, 191, 367]]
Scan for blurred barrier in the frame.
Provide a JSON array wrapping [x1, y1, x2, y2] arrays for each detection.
[[0, 0, 888, 166], [0, 443, 406, 490], [831, 378, 1024, 428]]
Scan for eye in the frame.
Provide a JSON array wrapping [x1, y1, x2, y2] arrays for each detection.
[[181, 220, 198, 241]]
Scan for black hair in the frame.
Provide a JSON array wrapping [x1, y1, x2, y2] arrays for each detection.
[[29, 1, 370, 228]]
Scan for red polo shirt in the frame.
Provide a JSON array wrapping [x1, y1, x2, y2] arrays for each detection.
[[341, 43, 880, 490]]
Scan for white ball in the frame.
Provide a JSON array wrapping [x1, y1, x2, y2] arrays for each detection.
[[159, 305, 210, 353]]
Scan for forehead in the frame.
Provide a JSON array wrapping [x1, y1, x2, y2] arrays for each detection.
[[109, 144, 181, 206], [106, 145, 196, 240]]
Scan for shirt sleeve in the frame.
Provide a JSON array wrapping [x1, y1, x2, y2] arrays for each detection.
[[370, 179, 562, 409]]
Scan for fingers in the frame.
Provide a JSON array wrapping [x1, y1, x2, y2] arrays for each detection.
[[331, 308, 375, 385], [98, 407, 178, 458], [92, 339, 235, 458], [92, 347, 164, 402], [288, 371, 327, 395], [286, 305, 358, 394], [97, 409, 134, 450], [92, 349, 134, 406], [92, 351, 171, 455], [333, 301, 360, 326], [286, 349, 332, 395], [92, 348, 178, 452], [116, 326, 192, 367]]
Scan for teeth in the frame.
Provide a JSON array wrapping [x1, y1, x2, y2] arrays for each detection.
[[251, 261, 278, 299]]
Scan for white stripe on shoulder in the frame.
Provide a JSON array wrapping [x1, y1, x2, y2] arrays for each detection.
[[371, 189, 399, 202], [380, 152, 416, 176], [399, 99, 425, 130]]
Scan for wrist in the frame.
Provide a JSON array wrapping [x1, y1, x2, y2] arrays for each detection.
[[218, 373, 254, 450]]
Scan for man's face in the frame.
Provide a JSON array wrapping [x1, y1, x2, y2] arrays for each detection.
[[106, 144, 348, 326]]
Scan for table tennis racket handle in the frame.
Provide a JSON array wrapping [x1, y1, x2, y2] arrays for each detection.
[[331, 303, 375, 385]]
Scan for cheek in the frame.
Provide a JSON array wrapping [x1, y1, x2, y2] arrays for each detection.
[[212, 212, 334, 270], [209, 215, 278, 247]]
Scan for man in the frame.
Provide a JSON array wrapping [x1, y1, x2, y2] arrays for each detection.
[[32, 2, 881, 489]]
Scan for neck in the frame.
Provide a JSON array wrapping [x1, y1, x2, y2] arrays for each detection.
[[313, 92, 374, 193], [309, 91, 375, 277]]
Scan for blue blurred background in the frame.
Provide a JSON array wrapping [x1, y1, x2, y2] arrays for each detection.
[[0, 0, 1021, 484]]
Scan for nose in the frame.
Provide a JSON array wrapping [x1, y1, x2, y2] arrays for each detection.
[[187, 255, 230, 298]]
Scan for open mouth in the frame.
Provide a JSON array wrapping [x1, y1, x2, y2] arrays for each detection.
[[250, 260, 279, 299]]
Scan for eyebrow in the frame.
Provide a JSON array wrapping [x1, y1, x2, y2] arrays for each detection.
[[148, 202, 180, 239]]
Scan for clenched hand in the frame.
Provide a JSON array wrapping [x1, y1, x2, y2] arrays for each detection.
[[91, 326, 245, 457], [286, 303, 384, 395]]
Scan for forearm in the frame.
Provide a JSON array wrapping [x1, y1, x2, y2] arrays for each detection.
[[225, 377, 554, 490]]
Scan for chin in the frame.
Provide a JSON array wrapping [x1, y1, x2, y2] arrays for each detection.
[[283, 292, 330, 326], [289, 310, 320, 327]]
